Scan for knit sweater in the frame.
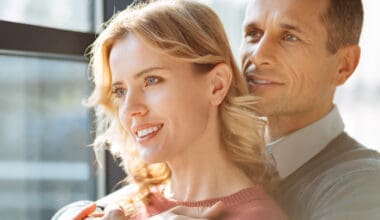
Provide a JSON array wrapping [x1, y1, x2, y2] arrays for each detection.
[[280, 132, 380, 220], [131, 186, 286, 220]]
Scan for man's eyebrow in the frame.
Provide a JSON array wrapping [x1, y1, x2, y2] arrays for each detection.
[[243, 21, 310, 34], [112, 67, 166, 86], [243, 22, 260, 32], [279, 23, 309, 34]]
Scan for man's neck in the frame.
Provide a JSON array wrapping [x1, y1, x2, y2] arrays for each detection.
[[266, 105, 334, 143]]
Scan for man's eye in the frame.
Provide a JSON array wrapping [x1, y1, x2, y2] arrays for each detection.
[[112, 88, 127, 98], [144, 76, 162, 87], [245, 30, 262, 42], [282, 33, 299, 42]]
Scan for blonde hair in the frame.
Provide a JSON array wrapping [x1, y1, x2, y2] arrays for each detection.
[[86, 0, 277, 213]]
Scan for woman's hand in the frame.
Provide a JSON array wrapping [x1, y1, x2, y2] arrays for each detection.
[[70, 202, 97, 220], [51, 201, 100, 220], [75, 203, 125, 220]]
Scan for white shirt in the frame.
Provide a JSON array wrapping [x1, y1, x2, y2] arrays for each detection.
[[268, 106, 344, 179]]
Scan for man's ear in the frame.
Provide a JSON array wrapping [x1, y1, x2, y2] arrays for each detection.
[[209, 63, 232, 106], [335, 45, 361, 86]]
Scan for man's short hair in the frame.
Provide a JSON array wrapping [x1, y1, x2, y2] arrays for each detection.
[[321, 0, 364, 53]]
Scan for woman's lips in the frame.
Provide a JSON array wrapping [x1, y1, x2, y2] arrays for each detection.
[[132, 123, 164, 143]]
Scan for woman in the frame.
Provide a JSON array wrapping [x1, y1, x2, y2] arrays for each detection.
[[53, 0, 285, 219]]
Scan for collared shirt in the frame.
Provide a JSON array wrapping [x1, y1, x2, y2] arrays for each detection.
[[268, 106, 344, 179]]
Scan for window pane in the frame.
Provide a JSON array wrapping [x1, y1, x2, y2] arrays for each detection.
[[0, 54, 96, 219], [0, 0, 93, 32]]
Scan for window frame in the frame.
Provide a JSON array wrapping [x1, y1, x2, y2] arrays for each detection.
[[0, 20, 94, 57], [0, 5, 98, 218]]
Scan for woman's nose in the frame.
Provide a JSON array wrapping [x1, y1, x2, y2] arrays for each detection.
[[120, 92, 148, 118]]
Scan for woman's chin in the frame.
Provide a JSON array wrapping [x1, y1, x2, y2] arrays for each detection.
[[139, 149, 167, 164]]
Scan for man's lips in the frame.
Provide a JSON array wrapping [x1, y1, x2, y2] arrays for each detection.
[[247, 78, 273, 85], [243, 63, 284, 87], [245, 74, 283, 86]]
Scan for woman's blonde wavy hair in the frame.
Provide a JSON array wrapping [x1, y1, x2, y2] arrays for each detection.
[[86, 0, 277, 213]]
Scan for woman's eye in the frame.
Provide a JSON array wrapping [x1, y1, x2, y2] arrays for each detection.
[[282, 33, 299, 42], [112, 88, 127, 98], [144, 76, 162, 87]]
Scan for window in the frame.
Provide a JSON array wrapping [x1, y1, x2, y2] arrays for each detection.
[[0, 1, 98, 219], [0, 54, 95, 219], [0, 0, 95, 32]]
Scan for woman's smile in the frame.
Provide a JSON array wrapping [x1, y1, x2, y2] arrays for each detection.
[[133, 123, 164, 144]]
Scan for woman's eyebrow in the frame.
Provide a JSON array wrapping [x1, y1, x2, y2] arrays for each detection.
[[112, 66, 167, 86], [133, 66, 166, 79]]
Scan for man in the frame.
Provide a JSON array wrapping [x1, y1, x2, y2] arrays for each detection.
[[239, 0, 380, 219], [60, 0, 380, 219]]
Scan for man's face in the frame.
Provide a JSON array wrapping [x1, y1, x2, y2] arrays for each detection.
[[241, 0, 340, 120]]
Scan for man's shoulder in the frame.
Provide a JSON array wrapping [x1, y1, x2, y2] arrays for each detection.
[[281, 134, 380, 196], [284, 132, 379, 184], [295, 149, 380, 219], [280, 132, 380, 219], [310, 149, 380, 199], [311, 133, 380, 200], [314, 132, 379, 177]]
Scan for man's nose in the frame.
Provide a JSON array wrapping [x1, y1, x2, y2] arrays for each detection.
[[249, 35, 276, 67]]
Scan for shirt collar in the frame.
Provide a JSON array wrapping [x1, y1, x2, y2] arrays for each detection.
[[268, 106, 345, 179]]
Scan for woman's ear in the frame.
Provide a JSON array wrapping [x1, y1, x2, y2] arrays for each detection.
[[209, 63, 232, 106], [335, 45, 360, 86]]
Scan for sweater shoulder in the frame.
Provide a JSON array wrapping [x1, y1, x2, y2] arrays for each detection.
[[280, 132, 380, 219], [282, 132, 380, 187]]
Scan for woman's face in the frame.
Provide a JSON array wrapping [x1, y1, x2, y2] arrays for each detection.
[[109, 33, 213, 163]]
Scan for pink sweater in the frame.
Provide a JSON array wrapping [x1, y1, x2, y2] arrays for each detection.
[[131, 186, 286, 220]]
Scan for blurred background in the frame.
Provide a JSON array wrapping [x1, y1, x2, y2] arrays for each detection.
[[0, 0, 378, 219]]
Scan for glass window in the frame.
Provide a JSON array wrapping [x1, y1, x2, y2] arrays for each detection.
[[0, 0, 94, 32], [0, 53, 96, 219]]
